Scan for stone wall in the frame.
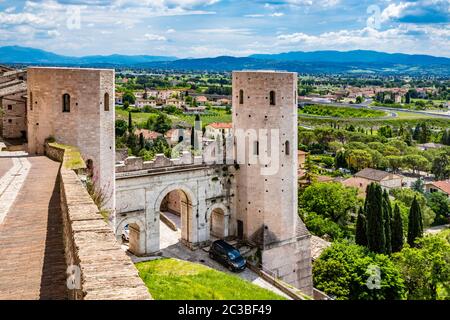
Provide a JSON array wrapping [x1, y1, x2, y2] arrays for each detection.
[[116, 152, 203, 173], [53, 145, 151, 300]]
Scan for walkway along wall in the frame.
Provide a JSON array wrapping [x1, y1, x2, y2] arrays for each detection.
[[46, 144, 151, 300]]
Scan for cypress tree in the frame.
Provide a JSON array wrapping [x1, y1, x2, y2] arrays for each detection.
[[128, 111, 133, 134], [392, 204, 404, 253], [408, 196, 423, 247], [382, 190, 392, 254], [365, 183, 386, 254], [355, 207, 367, 247], [139, 132, 145, 150]]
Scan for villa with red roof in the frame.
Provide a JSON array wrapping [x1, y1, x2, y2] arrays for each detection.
[[425, 180, 450, 197], [205, 122, 232, 138]]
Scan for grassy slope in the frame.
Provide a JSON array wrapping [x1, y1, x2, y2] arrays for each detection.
[[135, 258, 286, 300], [115, 107, 231, 127]]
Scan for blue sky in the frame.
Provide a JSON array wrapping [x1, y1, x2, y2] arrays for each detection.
[[0, 0, 448, 57]]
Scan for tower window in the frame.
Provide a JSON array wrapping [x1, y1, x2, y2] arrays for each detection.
[[7, 105, 12, 110], [285, 140, 290, 155], [254, 141, 259, 156], [62, 94, 71, 113], [30, 92, 33, 111], [104, 92, 110, 111], [270, 91, 276, 105], [239, 89, 244, 104]]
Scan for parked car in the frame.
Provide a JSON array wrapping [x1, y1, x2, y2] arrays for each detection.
[[209, 240, 246, 272], [122, 224, 129, 242]]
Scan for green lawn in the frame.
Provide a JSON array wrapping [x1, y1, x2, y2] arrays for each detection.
[[135, 258, 286, 300], [299, 104, 387, 118], [115, 106, 231, 127]]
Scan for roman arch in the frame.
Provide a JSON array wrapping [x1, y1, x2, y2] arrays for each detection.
[[115, 163, 234, 256]]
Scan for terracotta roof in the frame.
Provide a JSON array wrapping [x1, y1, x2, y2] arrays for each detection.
[[207, 122, 232, 129], [310, 235, 331, 261], [343, 177, 370, 195], [135, 129, 162, 140], [427, 180, 450, 195], [196, 96, 208, 102], [298, 150, 308, 155], [354, 168, 401, 182]]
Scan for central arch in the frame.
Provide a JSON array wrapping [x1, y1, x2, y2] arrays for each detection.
[[154, 184, 197, 249]]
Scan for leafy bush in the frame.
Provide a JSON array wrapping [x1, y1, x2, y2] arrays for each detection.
[[313, 241, 406, 300]]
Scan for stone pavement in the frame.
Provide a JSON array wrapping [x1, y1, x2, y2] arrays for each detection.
[[0, 154, 68, 300], [0, 153, 31, 224]]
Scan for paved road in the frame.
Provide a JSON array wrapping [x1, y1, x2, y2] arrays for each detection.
[[0, 153, 67, 300]]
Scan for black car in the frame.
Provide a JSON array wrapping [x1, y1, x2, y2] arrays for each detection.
[[209, 240, 246, 272]]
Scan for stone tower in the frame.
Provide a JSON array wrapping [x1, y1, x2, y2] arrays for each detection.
[[27, 67, 115, 212], [232, 71, 312, 295]]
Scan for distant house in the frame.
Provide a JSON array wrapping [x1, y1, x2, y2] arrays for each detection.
[[425, 180, 450, 198], [183, 105, 206, 114], [298, 150, 308, 176], [165, 98, 183, 109], [343, 168, 403, 195], [135, 129, 162, 141], [195, 96, 208, 105], [205, 122, 232, 138], [135, 98, 156, 108], [417, 142, 445, 151]]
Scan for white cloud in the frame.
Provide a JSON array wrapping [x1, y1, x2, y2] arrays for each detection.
[[276, 25, 450, 57], [166, 28, 176, 33], [144, 33, 167, 41], [194, 28, 253, 35]]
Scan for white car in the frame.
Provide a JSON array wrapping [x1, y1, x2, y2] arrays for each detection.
[[122, 225, 130, 242]]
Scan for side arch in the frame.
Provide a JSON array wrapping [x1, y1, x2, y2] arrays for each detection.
[[206, 203, 230, 239]]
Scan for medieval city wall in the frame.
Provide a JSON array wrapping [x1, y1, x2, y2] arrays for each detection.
[[50, 144, 151, 300]]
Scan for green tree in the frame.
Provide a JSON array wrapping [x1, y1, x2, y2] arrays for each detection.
[[431, 152, 450, 180], [313, 241, 406, 300], [139, 132, 145, 151], [346, 149, 372, 172], [407, 196, 423, 247], [411, 178, 425, 193], [393, 235, 450, 300], [128, 111, 133, 134], [153, 113, 173, 134], [299, 182, 359, 226], [335, 151, 347, 169], [391, 204, 404, 253], [385, 155, 403, 173], [383, 190, 392, 254], [426, 192, 450, 225], [365, 183, 386, 254], [115, 119, 128, 137], [123, 91, 136, 104], [392, 188, 436, 227], [355, 207, 368, 247], [403, 154, 430, 174]]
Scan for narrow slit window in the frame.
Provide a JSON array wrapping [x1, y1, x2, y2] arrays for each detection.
[[285, 140, 290, 155], [62, 94, 71, 113], [254, 141, 259, 155], [104, 92, 110, 111], [239, 89, 244, 104], [270, 90, 276, 105], [29, 92, 33, 111]]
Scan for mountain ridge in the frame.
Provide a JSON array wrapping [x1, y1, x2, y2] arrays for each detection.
[[1, 45, 449, 75]]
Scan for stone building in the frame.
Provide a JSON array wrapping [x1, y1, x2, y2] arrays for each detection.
[[0, 67, 27, 140], [232, 71, 313, 295], [27, 67, 116, 211]]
